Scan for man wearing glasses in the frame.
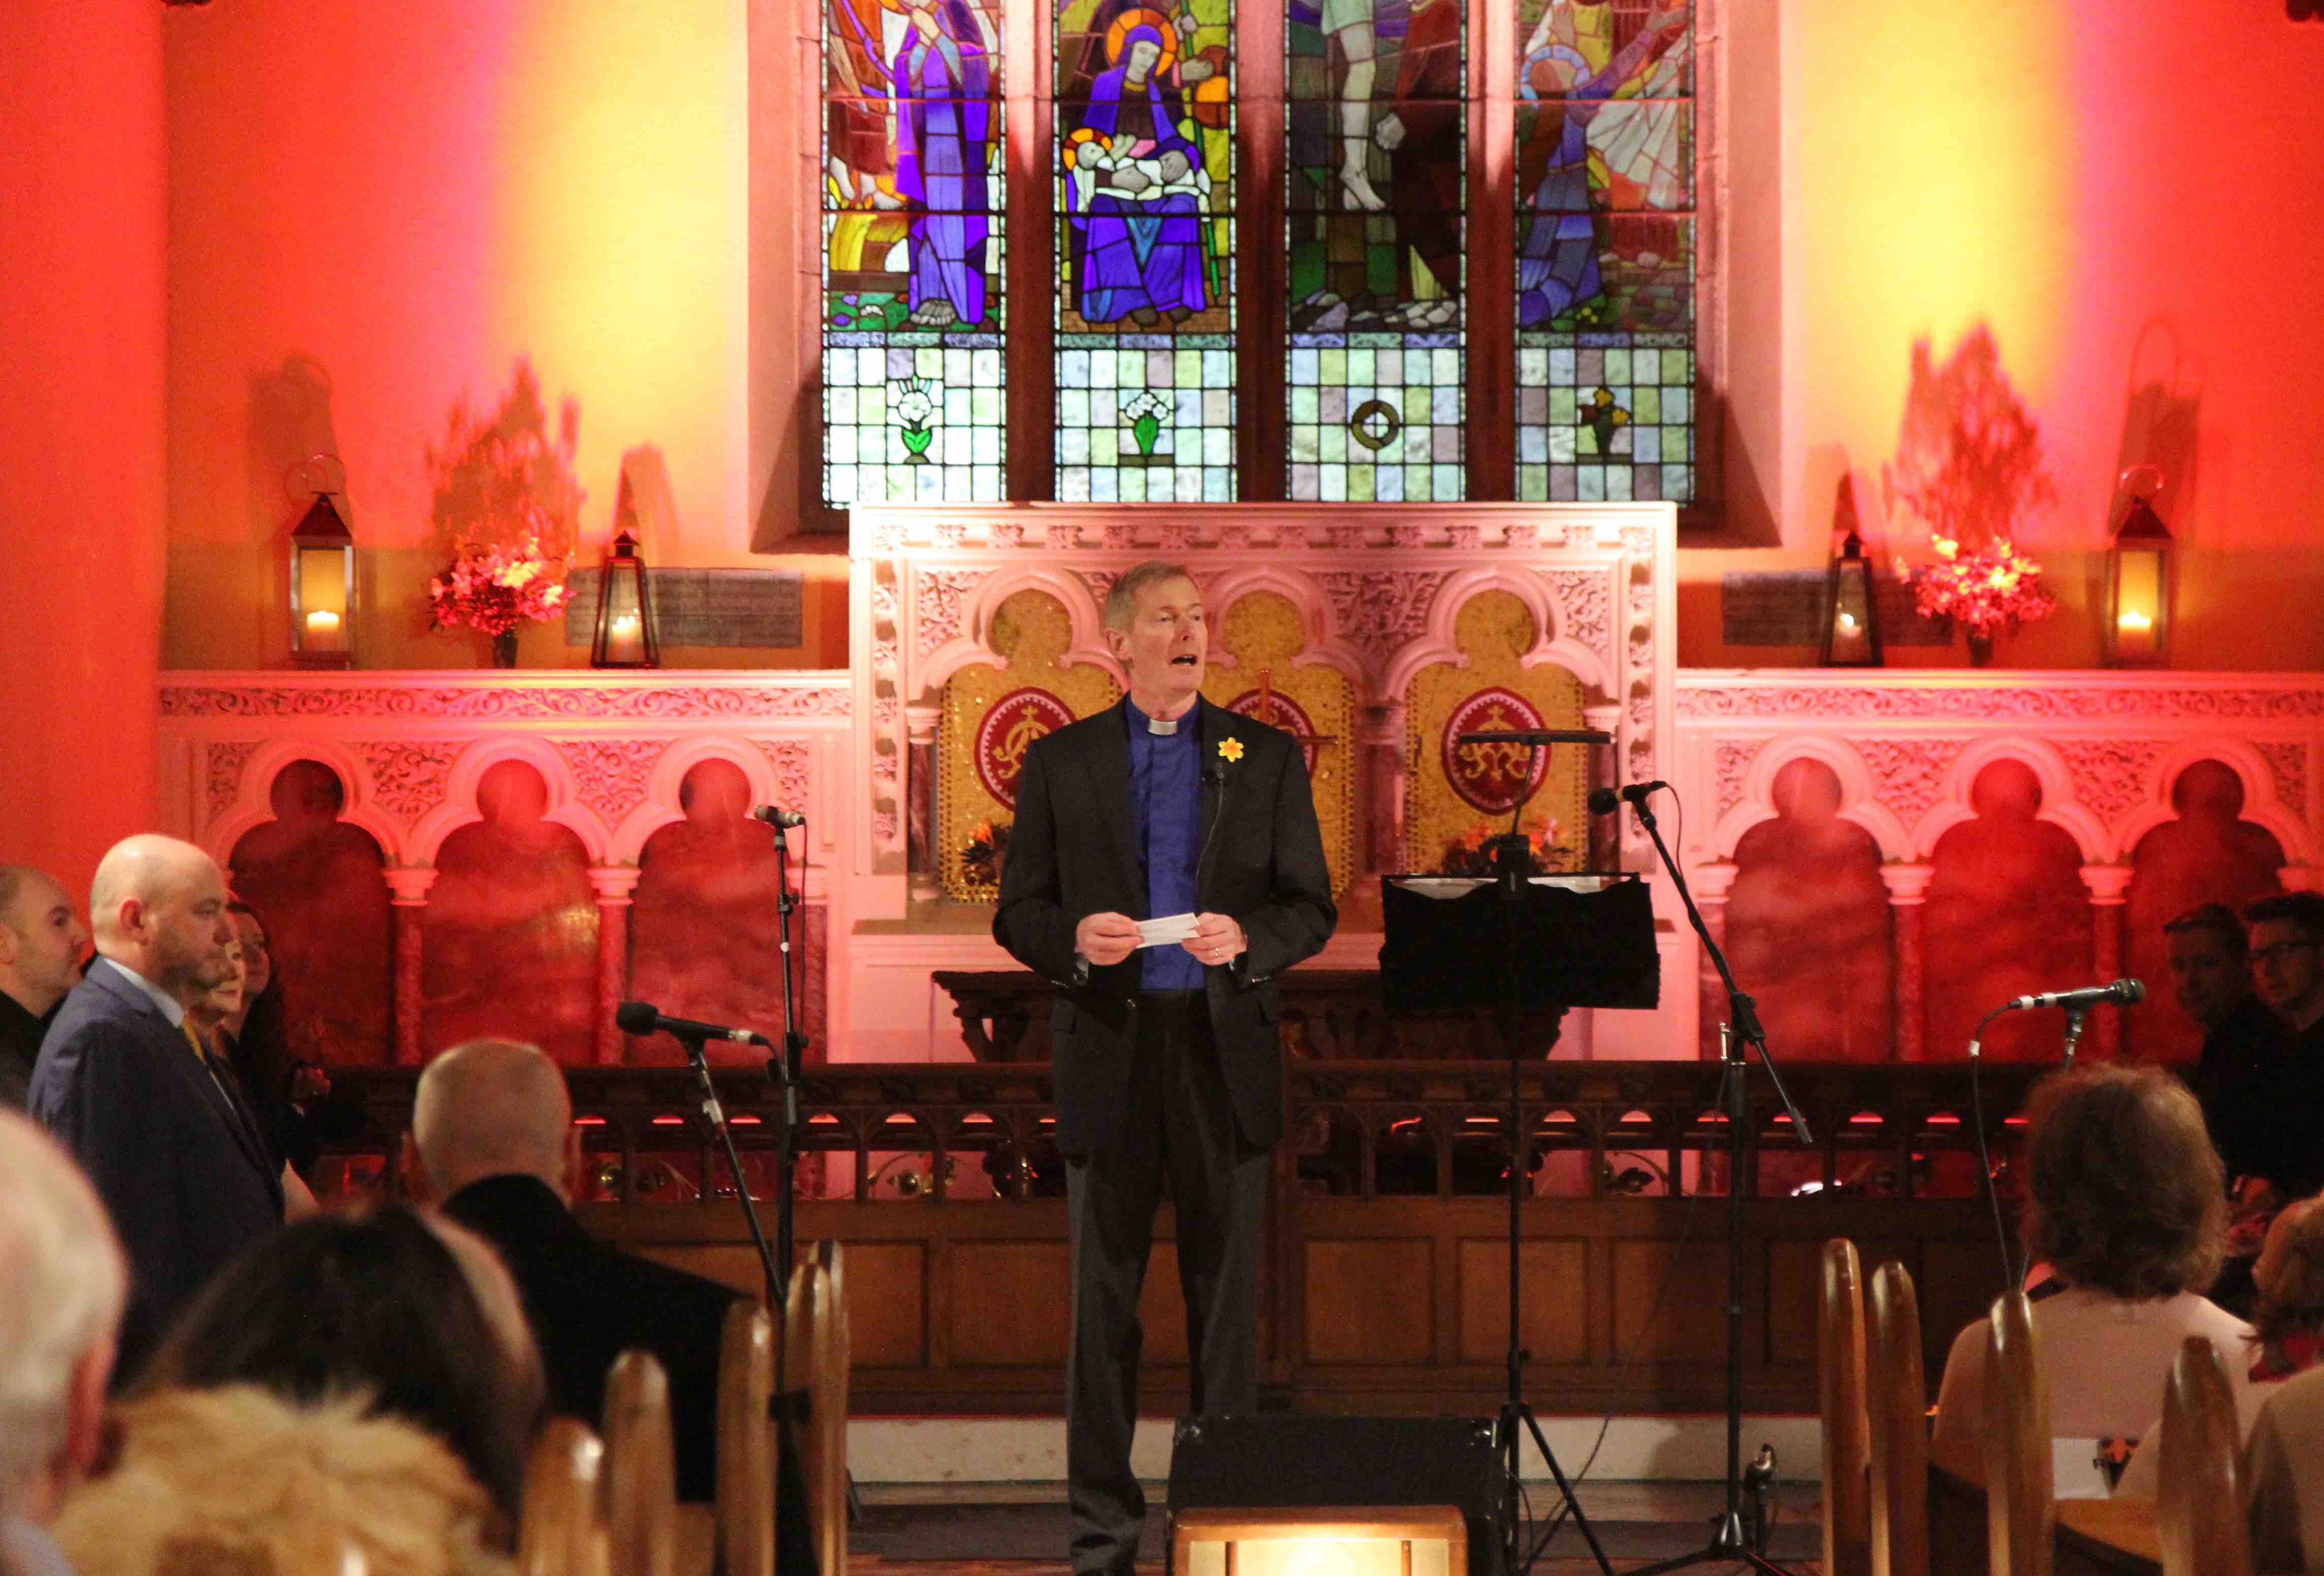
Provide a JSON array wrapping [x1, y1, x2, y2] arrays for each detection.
[[2235, 893, 2324, 1235], [2248, 893, 2324, 1039]]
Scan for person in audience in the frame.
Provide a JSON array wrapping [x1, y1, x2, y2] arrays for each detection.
[[0, 1112, 127, 1576], [1931, 1065, 2262, 1452], [2251, 1196, 2324, 1380], [215, 900, 352, 1184], [2245, 1359, 2324, 1569], [2251, 892, 2324, 1035], [185, 923, 317, 1221], [53, 1205, 543, 1574], [0, 867, 88, 1111], [2169, 903, 2299, 1313], [402, 1038, 740, 1502], [28, 835, 282, 1383]]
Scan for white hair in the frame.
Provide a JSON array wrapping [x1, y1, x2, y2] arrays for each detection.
[[0, 1111, 126, 1508]]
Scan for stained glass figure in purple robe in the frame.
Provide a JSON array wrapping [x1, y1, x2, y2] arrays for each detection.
[[893, 0, 1000, 329], [1066, 23, 1213, 327]]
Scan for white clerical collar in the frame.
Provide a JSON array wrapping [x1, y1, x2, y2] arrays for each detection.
[[1127, 699, 1189, 736]]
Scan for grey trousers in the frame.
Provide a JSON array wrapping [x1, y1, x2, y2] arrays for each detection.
[[1064, 993, 1270, 1576]]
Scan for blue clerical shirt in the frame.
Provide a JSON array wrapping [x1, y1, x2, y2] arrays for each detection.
[[1126, 697, 1204, 990]]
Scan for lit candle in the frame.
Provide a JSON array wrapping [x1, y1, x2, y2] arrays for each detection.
[[2117, 608, 2155, 658], [607, 612, 643, 663], [304, 609, 342, 647]]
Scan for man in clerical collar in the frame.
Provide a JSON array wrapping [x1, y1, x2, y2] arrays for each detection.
[[995, 561, 1336, 1576], [0, 866, 88, 1111]]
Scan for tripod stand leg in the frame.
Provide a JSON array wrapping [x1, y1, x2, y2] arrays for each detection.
[[1507, 1402, 1615, 1576]]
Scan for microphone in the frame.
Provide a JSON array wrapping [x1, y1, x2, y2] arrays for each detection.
[[751, 805, 806, 828], [1456, 727, 1615, 747], [614, 1001, 772, 1046], [2006, 979, 2146, 1012], [1588, 782, 1667, 814], [1202, 761, 1226, 789]]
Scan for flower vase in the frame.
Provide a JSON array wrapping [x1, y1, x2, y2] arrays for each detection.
[[1965, 630, 1995, 667], [490, 629, 519, 668]]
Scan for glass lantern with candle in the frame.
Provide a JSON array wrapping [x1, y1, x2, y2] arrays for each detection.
[[590, 529, 660, 668], [2104, 472, 2173, 667], [1818, 528, 1884, 667], [289, 489, 356, 668]]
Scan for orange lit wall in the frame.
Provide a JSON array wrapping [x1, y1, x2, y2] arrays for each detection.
[[0, 0, 168, 895], [158, 0, 2324, 672], [161, 0, 845, 671], [1689, 0, 2324, 669]]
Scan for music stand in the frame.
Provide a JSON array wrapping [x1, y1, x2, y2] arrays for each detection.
[[1381, 863, 1658, 1576]]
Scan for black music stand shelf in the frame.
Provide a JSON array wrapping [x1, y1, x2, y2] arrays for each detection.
[[1379, 870, 1657, 1576]]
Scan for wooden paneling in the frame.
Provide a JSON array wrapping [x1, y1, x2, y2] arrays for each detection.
[[1613, 1240, 1729, 1365], [637, 1239, 926, 1367], [1457, 1238, 1589, 1367], [949, 1241, 1073, 1366], [1305, 1240, 1435, 1365], [1766, 1239, 1821, 1367], [1135, 1244, 1192, 1368]]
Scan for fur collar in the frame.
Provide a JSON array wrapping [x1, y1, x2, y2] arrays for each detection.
[[53, 1385, 511, 1576]]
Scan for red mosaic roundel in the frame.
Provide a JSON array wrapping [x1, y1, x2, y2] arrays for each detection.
[[975, 688, 1076, 809], [1442, 687, 1552, 813], [1227, 688, 1322, 773]]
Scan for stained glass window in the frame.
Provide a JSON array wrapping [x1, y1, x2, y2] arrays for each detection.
[[1285, 0, 1465, 502], [1513, 0, 1695, 503], [1054, 0, 1238, 502], [822, 0, 1008, 505]]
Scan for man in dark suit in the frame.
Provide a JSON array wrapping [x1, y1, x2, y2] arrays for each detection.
[[994, 561, 1337, 1576], [0, 865, 89, 1110], [29, 835, 282, 1381], [403, 1038, 741, 1502]]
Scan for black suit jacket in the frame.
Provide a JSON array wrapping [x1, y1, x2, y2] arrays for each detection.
[[29, 960, 283, 1379], [993, 696, 1336, 1154], [442, 1175, 741, 1502], [0, 988, 51, 1111]]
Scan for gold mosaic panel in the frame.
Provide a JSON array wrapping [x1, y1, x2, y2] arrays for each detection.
[[1197, 590, 1359, 898], [940, 590, 1122, 900], [1404, 589, 1589, 873]]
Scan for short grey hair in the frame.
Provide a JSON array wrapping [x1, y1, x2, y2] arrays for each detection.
[[0, 1111, 126, 1507], [1101, 561, 1200, 633]]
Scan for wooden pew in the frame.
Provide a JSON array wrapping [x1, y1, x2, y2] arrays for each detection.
[[521, 1417, 612, 1576], [1824, 1238, 1875, 1576], [604, 1350, 678, 1576], [784, 1240, 850, 1576], [2156, 1336, 2251, 1576], [718, 1301, 778, 1576], [1984, 1291, 2056, 1576], [1868, 1260, 1929, 1576]]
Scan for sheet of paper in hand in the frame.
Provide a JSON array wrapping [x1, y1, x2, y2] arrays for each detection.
[[1136, 913, 1201, 948]]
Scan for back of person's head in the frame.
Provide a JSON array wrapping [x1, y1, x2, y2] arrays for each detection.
[[0, 1111, 126, 1518], [410, 1038, 574, 1199], [2022, 1065, 2226, 1300], [137, 1204, 543, 1526], [2254, 1197, 2324, 1346]]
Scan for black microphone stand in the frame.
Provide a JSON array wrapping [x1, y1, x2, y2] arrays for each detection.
[[769, 818, 808, 1286], [1621, 788, 1811, 1576], [1488, 747, 1616, 1576]]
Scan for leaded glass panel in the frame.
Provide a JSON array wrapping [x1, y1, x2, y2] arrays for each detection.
[[1514, 0, 1695, 503], [823, 0, 1008, 505], [1285, 0, 1465, 502], [1054, 0, 1238, 502]]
